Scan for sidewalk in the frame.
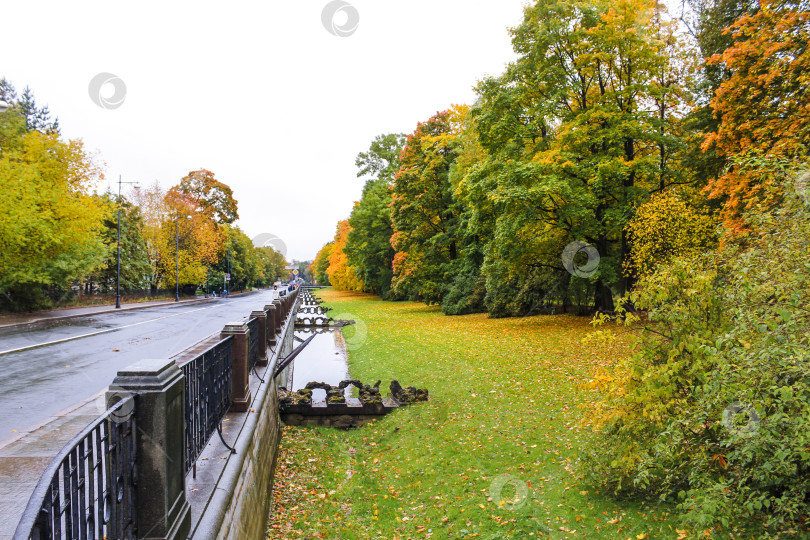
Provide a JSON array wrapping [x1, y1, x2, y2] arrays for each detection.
[[0, 391, 106, 540], [0, 290, 260, 330], [1, 290, 296, 538]]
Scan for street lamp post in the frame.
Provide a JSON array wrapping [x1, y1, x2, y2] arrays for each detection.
[[116, 175, 139, 309], [223, 245, 230, 297], [175, 214, 192, 302], [176, 218, 180, 302]]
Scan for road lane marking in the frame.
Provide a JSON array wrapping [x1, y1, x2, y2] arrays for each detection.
[[0, 291, 273, 356], [0, 306, 215, 356]]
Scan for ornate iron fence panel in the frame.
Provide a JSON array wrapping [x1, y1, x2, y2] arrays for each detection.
[[14, 397, 137, 540], [180, 336, 233, 475], [247, 317, 259, 372]]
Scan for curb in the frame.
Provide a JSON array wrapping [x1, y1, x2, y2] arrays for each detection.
[[0, 388, 107, 451]]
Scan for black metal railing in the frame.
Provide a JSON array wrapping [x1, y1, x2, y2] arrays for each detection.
[[247, 317, 259, 372], [14, 397, 137, 540], [179, 336, 233, 475]]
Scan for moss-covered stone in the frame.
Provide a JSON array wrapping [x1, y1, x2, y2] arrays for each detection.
[[390, 380, 429, 404]]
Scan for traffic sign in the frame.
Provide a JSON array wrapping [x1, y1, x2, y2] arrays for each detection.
[[293, 269, 299, 276], [225, 273, 231, 281]]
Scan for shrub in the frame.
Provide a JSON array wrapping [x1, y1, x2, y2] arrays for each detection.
[[582, 195, 810, 535]]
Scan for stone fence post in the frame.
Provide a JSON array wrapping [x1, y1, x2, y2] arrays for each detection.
[[221, 322, 251, 412], [272, 299, 282, 333], [107, 359, 190, 540], [265, 304, 277, 348], [250, 311, 268, 366]]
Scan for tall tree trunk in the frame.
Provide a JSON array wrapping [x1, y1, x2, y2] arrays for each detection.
[[593, 280, 615, 313], [593, 234, 614, 312]]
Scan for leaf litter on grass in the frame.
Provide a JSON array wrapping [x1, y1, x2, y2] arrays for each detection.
[[267, 290, 682, 539]]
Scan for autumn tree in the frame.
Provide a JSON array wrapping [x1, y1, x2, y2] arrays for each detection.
[[157, 189, 223, 291], [625, 189, 718, 278], [0, 129, 107, 310], [174, 169, 239, 224], [681, 0, 756, 186], [703, 0, 810, 230], [131, 180, 169, 288], [390, 110, 464, 304], [468, 0, 695, 313], [156, 170, 242, 293], [326, 221, 364, 291], [584, 188, 810, 533], [311, 242, 333, 285], [345, 133, 406, 297]]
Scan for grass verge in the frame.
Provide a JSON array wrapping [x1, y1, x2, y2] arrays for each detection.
[[268, 289, 682, 539]]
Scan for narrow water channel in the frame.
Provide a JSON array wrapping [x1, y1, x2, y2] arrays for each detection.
[[288, 327, 352, 401]]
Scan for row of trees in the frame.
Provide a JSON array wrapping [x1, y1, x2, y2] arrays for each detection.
[[0, 79, 288, 311], [314, 0, 807, 316], [312, 0, 810, 532]]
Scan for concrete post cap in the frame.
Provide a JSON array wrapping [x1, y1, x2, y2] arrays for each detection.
[[222, 322, 248, 333]]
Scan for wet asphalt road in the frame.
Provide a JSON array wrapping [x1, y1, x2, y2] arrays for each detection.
[[0, 291, 278, 440]]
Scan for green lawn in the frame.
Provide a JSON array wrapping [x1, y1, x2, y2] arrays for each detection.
[[268, 290, 682, 539]]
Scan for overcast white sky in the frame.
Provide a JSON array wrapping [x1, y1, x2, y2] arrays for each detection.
[[1, 0, 532, 261]]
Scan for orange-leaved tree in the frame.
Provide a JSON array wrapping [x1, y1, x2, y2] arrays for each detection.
[[175, 169, 239, 224], [157, 189, 223, 289], [703, 0, 810, 231], [326, 221, 364, 291]]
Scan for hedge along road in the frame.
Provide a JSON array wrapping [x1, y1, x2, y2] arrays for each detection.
[[0, 290, 278, 440]]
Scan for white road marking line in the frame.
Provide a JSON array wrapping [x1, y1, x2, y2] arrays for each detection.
[[0, 306, 215, 356]]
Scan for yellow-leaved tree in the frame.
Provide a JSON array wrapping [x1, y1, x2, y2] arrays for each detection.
[[0, 130, 107, 309], [156, 189, 224, 289], [311, 242, 334, 286], [625, 190, 718, 279]]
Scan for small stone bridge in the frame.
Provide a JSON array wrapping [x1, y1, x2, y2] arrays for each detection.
[[295, 289, 352, 328]]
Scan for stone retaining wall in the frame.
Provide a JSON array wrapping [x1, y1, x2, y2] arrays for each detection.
[[191, 294, 297, 539]]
